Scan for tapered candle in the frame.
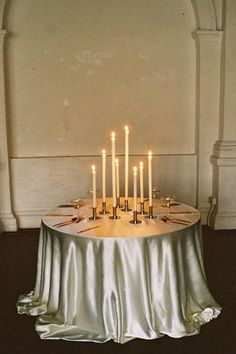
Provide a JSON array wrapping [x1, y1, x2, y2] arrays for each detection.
[[148, 151, 152, 207], [139, 161, 144, 203], [124, 126, 129, 201], [91, 165, 96, 208], [133, 166, 138, 212], [115, 158, 120, 199], [102, 150, 106, 202], [111, 132, 116, 208]]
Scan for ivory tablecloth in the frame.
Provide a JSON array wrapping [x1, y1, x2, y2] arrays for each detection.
[[17, 199, 221, 343]]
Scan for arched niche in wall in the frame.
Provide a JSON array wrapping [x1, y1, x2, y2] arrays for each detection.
[[192, 0, 221, 30], [191, 0, 223, 220]]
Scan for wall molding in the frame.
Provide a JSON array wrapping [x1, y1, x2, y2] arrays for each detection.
[[194, 29, 223, 45], [0, 10, 17, 232], [10, 153, 197, 159], [213, 140, 236, 158], [211, 140, 236, 229], [0, 212, 18, 231], [0, 0, 6, 28], [192, 0, 223, 31], [14, 209, 46, 229], [209, 210, 236, 230], [193, 28, 222, 218]]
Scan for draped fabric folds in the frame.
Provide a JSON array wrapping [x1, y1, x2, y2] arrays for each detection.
[[17, 221, 221, 343]]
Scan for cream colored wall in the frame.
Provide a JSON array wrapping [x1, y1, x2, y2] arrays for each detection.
[[10, 155, 197, 228], [3, 0, 198, 228], [210, 0, 236, 229], [7, 0, 196, 157]]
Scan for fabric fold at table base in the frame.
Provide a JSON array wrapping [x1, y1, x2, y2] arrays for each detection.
[[17, 221, 221, 344]]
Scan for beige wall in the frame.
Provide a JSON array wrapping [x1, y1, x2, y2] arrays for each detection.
[[3, 0, 198, 227], [10, 155, 197, 227], [6, 0, 196, 157], [1, 0, 228, 229]]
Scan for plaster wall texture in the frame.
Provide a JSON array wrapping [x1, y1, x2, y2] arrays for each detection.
[[2, 0, 199, 227], [6, 0, 196, 157]]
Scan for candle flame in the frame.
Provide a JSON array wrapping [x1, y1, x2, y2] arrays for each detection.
[[148, 151, 152, 159], [115, 158, 119, 166], [133, 166, 137, 173], [111, 131, 115, 139], [124, 125, 129, 133], [91, 165, 96, 172], [102, 149, 106, 154], [139, 161, 144, 168]]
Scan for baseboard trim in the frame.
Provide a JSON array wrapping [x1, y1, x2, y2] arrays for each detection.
[[0, 212, 18, 232], [15, 209, 47, 229], [210, 210, 236, 230]]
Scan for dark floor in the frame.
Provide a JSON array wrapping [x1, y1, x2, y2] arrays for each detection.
[[0, 226, 236, 354]]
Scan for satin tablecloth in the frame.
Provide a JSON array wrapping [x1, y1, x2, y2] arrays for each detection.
[[17, 199, 221, 343]]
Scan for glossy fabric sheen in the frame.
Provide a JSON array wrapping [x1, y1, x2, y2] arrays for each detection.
[[17, 216, 221, 343]]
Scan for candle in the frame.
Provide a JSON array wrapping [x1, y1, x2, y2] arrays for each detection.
[[91, 165, 96, 208], [111, 132, 116, 208], [115, 158, 120, 199], [124, 125, 129, 201], [139, 161, 144, 203], [133, 166, 138, 212], [148, 151, 152, 207], [102, 150, 106, 202]]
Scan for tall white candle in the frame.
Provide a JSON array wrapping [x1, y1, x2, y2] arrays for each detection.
[[139, 161, 144, 203], [115, 158, 120, 198], [102, 150, 106, 202], [124, 126, 129, 200], [91, 165, 96, 208], [111, 132, 116, 208], [133, 166, 138, 211], [148, 151, 152, 207]]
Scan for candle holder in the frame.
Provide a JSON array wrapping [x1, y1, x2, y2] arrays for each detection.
[[116, 197, 123, 208], [109, 207, 121, 220], [99, 202, 109, 215], [89, 207, 101, 220], [145, 206, 157, 219], [138, 202, 148, 215], [121, 199, 132, 211], [129, 211, 142, 224]]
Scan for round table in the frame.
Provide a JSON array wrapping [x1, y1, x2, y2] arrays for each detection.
[[17, 198, 221, 344]]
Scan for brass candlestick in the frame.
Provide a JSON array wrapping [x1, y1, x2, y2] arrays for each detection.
[[116, 197, 122, 208], [109, 207, 121, 220], [99, 201, 109, 215], [89, 207, 101, 220], [138, 201, 148, 215], [121, 199, 132, 211], [145, 206, 157, 219], [129, 211, 142, 224]]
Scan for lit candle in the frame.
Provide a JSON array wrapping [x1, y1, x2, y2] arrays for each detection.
[[91, 165, 96, 208], [111, 132, 116, 208], [102, 150, 106, 202], [139, 161, 144, 203], [148, 151, 152, 207], [133, 166, 138, 212], [124, 126, 129, 201], [115, 158, 120, 199]]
